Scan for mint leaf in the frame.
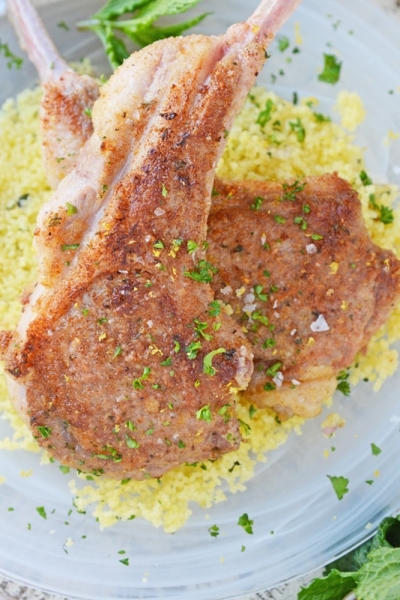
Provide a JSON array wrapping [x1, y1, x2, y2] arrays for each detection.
[[298, 569, 356, 600], [355, 548, 400, 600], [327, 475, 349, 500]]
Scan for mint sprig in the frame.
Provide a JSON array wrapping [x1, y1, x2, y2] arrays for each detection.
[[298, 516, 400, 600], [78, 0, 209, 69]]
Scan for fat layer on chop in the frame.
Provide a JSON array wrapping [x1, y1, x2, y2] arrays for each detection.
[[207, 174, 400, 419]]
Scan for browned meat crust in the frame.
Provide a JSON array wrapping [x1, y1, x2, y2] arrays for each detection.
[[207, 174, 400, 418]]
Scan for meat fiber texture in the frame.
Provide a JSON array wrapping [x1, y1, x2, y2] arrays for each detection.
[[207, 175, 400, 419]]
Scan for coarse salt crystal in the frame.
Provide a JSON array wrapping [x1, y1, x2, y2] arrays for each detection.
[[274, 311, 280, 319], [306, 243, 317, 254], [291, 379, 301, 386], [290, 328, 297, 336], [273, 300, 278, 309], [145, 235, 151, 242], [310, 314, 329, 332], [273, 371, 284, 388], [154, 207, 165, 216], [220, 286, 232, 296], [147, 320, 153, 328]]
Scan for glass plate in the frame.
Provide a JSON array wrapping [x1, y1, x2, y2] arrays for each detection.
[[1, 0, 400, 598]]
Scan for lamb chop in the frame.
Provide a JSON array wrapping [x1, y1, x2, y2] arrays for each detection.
[[7, 0, 99, 187], [207, 175, 400, 419], [1, 0, 302, 478]]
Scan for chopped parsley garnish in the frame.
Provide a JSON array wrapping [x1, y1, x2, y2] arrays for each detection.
[[193, 319, 213, 341], [125, 435, 139, 449], [119, 557, 129, 566], [238, 513, 254, 534], [208, 301, 221, 317], [252, 311, 269, 326], [336, 370, 351, 396], [250, 196, 265, 211], [254, 285, 268, 302], [61, 243, 80, 252], [318, 53, 342, 84], [187, 240, 199, 254], [208, 524, 220, 537], [327, 475, 349, 500], [153, 240, 165, 249], [196, 405, 212, 422], [132, 366, 151, 389], [84, 107, 92, 117], [313, 111, 331, 123], [161, 183, 168, 197], [277, 35, 290, 52], [66, 202, 78, 215], [289, 118, 306, 142], [37, 426, 52, 439], [281, 180, 306, 201], [36, 506, 47, 519], [256, 98, 274, 128], [0, 41, 23, 69], [369, 192, 394, 225], [371, 443, 382, 456], [113, 345, 123, 358], [238, 419, 251, 437], [186, 341, 202, 359], [274, 214, 286, 224], [160, 357, 172, 367], [249, 405, 258, 419], [203, 348, 226, 376], [360, 169, 373, 186], [184, 259, 218, 283], [266, 362, 281, 376], [59, 465, 70, 474]]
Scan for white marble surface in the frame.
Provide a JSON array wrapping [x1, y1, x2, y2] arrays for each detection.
[[0, 0, 400, 599]]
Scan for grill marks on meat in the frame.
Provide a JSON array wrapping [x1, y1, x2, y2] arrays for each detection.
[[2, 0, 303, 478], [207, 175, 400, 419]]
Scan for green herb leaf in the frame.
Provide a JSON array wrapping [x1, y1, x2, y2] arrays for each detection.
[[203, 348, 226, 376], [355, 547, 400, 600], [37, 426, 52, 439], [256, 99, 274, 128], [61, 243, 80, 252], [36, 506, 47, 519], [298, 568, 356, 600], [0, 41, 23, 69], [184, 260, 218, 284], [371, 443, 382, 456], [238, 513, 254, 535], [336, 380, 351, 397], [277, 35, 290, 52], [318, 54, 342, 84], [78, 0, 208, 69], [66, 202, 78, 215], [327, 475, 349, 500], [208, 524, 220, 537], [196, 405, 212, 422]]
